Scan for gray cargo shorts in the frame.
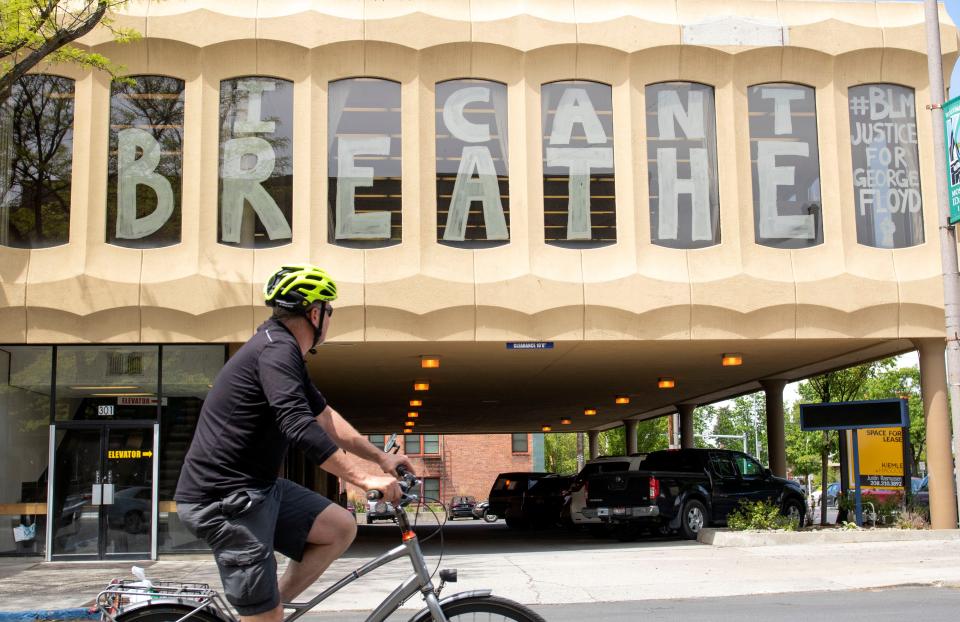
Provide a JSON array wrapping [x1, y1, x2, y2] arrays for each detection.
[[177, 479, 332, 616]]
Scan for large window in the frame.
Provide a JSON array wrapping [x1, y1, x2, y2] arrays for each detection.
[[218, 77, 293, 248], [511, 433, 528, 453], [369, 434, 385, 450], [54, 346, 160, 422], [0, 347, 52, 556], [328, 78, 402, 245], [646, 82, 720, 249], [436, 79, 509, 244], [542, 81, 615, 245], [158, 345, 224, 553], [107, 76, 184, 248], [0, 74, 74, 248], [749, 84, 823, 248], [849, 84, 923, 248]]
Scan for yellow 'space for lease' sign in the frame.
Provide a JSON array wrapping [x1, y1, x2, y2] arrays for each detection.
[[848, 427, 905, 489]]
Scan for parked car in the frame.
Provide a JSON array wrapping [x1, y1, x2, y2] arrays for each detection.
[[447, 496, 478, 520], [810, 482, 840, 508], [585, 448, 807, 541], [472, 500, 497, 522], [366, 499, 396, 524], [487, 472, 573, 529], [568, 454, 647, 531]]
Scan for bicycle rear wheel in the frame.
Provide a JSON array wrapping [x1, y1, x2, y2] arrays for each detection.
[[410, 595, 545, 622], [116, 604, 230, 622]]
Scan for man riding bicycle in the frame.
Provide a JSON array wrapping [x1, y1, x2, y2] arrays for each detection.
[[175, 264, 414, 622]]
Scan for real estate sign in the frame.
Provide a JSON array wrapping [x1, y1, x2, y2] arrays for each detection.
[[847, 427, 906, 489]]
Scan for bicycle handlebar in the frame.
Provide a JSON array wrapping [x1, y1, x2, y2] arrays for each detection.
[[366, 465, 421, 507]]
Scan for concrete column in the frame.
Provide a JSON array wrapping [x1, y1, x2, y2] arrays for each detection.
[[678, 404, 696, 449], [761, 379, 787, 477], [625, 420, 638, 455], [587, 430, 600, 460], [917, 339, 959, 529]]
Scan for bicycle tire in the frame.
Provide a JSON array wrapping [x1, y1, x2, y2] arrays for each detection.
[[115, 604, 231, 622], [409, 594, 545, 622]]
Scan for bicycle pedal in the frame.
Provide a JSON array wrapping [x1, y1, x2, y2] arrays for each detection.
[[439, 569, 457, 583]]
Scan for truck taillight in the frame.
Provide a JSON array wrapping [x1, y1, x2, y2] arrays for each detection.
[[649, 477, 660, 499]]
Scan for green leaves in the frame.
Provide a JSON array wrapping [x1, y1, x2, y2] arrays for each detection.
[[727, 499, 798, 531], [0, 1, 138, 100]]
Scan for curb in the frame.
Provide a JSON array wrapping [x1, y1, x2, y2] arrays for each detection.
[[0, 610, 98, 622], [698, 527, 960, 547]]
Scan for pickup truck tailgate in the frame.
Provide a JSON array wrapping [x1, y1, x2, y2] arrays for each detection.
[[585, 473, 650, 508]]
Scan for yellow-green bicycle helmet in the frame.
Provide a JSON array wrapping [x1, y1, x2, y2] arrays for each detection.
[[263, 264, 338, 311]]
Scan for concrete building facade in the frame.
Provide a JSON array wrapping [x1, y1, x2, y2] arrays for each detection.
[[1, 0, 959, 560]]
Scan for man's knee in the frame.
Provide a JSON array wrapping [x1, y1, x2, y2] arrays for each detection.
[[307, 504, 357, 547]]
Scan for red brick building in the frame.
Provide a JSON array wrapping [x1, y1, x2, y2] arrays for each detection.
[[345, 433, 535, 506]]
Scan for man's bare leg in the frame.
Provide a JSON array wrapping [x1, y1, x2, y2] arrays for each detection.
[[278, 504, 358, 602]]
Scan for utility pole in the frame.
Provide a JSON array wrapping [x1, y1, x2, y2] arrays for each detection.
[[924, 0, 960, 524]]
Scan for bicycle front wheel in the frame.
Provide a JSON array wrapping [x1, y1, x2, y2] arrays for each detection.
[[410, 595, 545, 622]]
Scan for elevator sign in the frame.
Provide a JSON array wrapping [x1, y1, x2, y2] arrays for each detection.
[[943, 95, 960, 224]]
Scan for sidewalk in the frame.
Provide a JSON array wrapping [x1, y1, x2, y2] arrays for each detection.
[[2, 529, 960, 614]]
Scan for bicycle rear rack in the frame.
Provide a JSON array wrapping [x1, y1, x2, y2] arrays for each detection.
[[96, 579, 235, 622]]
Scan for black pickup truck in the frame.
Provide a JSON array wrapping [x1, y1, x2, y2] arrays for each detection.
[[584, 448, 806, 540]]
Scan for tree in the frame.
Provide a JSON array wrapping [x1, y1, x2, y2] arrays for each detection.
[[544, 433, 578, 474], [0, 1, 138, 100], [861, 364, 925, 473]]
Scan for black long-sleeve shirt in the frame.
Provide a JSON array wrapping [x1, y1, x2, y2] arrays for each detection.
[[175, 318, 338, 503]]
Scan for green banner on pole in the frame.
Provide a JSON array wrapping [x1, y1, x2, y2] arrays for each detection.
[[944, 95, 960, 224]]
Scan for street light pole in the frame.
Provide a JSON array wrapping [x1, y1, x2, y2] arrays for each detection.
[[923, 0, 960, 525]]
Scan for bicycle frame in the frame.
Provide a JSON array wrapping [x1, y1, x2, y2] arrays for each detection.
[[281, 507, 447, 622]]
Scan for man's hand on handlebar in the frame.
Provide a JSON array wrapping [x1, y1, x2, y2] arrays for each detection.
[[364, 474, 403, 505], [378, 452, 416, 479]]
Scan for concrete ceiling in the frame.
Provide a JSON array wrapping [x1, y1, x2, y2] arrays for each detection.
[[306, 338, 915, 434]]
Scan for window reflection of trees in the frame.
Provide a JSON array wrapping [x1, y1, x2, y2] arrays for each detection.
[[217, 77, 293, 248], [0, 75, 74, 248], [107, 76, 184, 248]]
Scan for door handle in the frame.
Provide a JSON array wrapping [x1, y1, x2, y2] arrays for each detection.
[[103, 483, 115, 505]]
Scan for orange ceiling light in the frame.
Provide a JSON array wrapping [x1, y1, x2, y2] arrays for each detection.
[[721, 353, 743, 367], [405, 420, 416, 427], [403, 427, 414, 434], [541, 425, 552, 432], [409, 399, 423, 407], [615, 395, 630, 405], [583, 407, 597, 416], [413, 380, 430, 391], [407, 411, 419, 419], [560, 418, 572, 425], [420, 356, 441, 369], [658, 377, 676, 389]]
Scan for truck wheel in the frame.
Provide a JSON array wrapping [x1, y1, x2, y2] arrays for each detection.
[[680, 499, 708, 540], [782, 499, 805, 528]]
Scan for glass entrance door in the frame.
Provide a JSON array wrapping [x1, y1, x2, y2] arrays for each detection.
[[50, 424, 155, 560]]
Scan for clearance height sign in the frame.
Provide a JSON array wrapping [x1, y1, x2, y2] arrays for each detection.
[[846, 427, 906, 489]]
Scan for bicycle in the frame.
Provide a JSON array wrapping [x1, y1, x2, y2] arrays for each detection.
[[95, 439, 544, 622]]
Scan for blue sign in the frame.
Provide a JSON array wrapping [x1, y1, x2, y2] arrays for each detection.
[[506, 342, 554, 350]]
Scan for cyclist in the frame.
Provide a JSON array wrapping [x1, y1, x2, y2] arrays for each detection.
[[174, 264, 414, 622]]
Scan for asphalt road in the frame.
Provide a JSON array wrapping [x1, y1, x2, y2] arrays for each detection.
[[300, 586, 960, 621]]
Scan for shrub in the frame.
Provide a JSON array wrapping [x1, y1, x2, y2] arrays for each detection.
[[895, 509, 930, 530], [727, 499, 798, 531]]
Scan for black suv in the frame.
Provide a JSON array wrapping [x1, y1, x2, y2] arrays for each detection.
[[488, 472, 574, 529]]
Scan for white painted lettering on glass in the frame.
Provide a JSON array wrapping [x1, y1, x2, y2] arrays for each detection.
[[443, 146, 508, 241], [657, 90, 704, 140], [336, 136, 392, 239], [757, 140, 815, 239], [657, 148, 712, 241], [550, 88, 607, 145], [116, 128, 174, 239], [761, 87, 804, 135], [220, 79, 291, 243], [220, 136, 291, 243], [546, 147, 613, 239], [444, 86, 491, 143]]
